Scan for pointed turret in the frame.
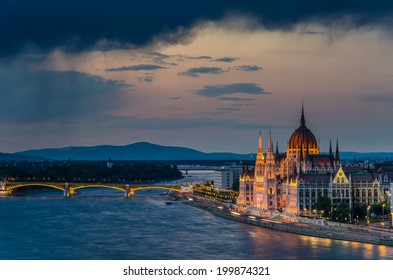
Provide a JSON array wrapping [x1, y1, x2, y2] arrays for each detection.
[[266, 131, 275, 165], [335, 139, 340, 162], [329, 139, 333, 156], [255, 132, 265, 177], [265, 131, 276, 179], [256, 131, 264, 161]]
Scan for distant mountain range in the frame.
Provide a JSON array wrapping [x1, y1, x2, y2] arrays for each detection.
[[13, 142, 250, 161], [0, 142, 391, 161], [0, 152, 46, 161]]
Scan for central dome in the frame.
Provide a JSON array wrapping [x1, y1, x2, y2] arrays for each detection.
[[287, 105, 319, 155]]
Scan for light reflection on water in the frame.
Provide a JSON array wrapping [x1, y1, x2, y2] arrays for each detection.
[[1, 189, 393, 260], [2, 170, 393, 260]]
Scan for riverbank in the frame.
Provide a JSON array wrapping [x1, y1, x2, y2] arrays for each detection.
[[188, 198, 393, 247]]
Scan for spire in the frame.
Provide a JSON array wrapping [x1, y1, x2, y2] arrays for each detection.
[[266, 130, 275, 165], [329, 139, 333, 156], [275, 141, 279, 161], [268, 130, 273, 151], [300, 100, 306, 126], [335, 139, 340, 162], [255, 132, 265, 177]]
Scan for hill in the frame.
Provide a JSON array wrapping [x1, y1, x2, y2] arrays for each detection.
[[14, 142, 393, 161], [0, 152, 46, 161], [15, 142, 250, 161]]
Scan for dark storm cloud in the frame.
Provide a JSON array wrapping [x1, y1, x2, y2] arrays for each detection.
[[236, 65, 263, 72], [179, 67, 224, 77], [106, 64, 166, 72], [193, 83, 270, 98], [2, 0, 393, 57], [0, 68, 131, 124]]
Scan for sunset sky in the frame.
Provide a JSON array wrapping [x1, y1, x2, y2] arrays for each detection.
[[1, 1, 393, 153]]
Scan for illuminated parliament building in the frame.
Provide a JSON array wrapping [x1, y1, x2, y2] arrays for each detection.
[[237, 105, 388, 216]]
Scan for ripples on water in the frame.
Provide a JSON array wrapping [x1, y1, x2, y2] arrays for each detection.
[[1, 188, 393, 260]]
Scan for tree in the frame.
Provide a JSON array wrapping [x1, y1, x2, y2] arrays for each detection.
[[232, 179, 239, 192], [314, 196, 331, 217], [333, 202, 350, 222]]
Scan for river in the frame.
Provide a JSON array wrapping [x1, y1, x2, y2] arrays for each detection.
[[0, 170, 392, 260]]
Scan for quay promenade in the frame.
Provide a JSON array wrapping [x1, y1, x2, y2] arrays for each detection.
[[188, 198, 393, 247]]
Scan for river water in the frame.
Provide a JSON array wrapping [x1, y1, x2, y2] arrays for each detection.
[[1, 170, 393, 260]]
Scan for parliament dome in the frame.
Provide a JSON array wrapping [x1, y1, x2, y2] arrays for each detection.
[[287, 105, 319, 156]]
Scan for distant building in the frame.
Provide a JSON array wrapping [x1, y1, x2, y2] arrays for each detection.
[[214, 169, 234, 190], [227, 166, 243, 184], [181, 185, 193, 193], [106, 157, 114, 168]]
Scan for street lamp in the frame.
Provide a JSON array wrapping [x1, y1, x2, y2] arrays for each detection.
[[382, 203, 385, 221], [367, 205, 371, 225]]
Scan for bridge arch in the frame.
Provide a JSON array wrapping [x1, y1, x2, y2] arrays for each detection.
[[8, 183, 65, 192], [71, 184, 125, 192], [131, 186, 180, 193]]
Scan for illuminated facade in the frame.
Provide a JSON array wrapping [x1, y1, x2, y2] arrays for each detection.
[[237, 104, 384, 216]]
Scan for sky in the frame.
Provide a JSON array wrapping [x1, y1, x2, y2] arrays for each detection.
[[1, 0, 393, 154]]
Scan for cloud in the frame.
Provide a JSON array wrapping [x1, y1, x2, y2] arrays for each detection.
[[106, 64, 166, 72], [137, 73, 155, 84], [219, 97, 256, 101], [193, 83, 271, 98], [184, 55, 213, 60], [179, 67, 225, 77], [170, 96, 182, 100], [149, 52, 178, 66], [0, 67, 131, 125], [301, 30, 325, 35], [214, 57, 238, 63], [236, 65, 263, 72], [2, 1, 393, 57], [360, 93, 393, 105], [216, 107, 240, 111]]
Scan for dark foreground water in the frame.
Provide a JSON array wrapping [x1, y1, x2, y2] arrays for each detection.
[[1, 188, 393, 260]]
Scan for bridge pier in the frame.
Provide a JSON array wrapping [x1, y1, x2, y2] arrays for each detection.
[[63, 183, 74, 197], [0, 182, 11, 196], [125, 185, 134, 197]]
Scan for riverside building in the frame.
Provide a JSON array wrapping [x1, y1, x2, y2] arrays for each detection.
[[237, 104, 389, 217]]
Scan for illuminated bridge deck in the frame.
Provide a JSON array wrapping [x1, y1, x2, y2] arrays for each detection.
[[0, 182, 183, 197]]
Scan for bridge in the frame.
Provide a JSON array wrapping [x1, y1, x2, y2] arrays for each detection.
[[0, 181, 183, 197]]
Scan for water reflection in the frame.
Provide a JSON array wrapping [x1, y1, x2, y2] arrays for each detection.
[[1, 187, 393, 259]]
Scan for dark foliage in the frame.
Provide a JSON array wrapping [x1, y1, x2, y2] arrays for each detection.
[[0, 161, 181, 183]]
